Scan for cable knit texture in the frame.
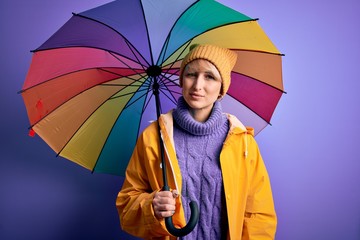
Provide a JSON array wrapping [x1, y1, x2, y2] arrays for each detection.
[[173, 97, 229, 240]]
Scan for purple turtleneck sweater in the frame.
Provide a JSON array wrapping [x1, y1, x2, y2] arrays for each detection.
[[172, 97, 229, 240]]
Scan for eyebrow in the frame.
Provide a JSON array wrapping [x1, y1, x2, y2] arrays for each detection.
[[204, 70, 215, 75], [184, 65, 220, 79]]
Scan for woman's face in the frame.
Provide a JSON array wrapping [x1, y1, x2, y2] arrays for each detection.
[[181, 59, 222, 122]]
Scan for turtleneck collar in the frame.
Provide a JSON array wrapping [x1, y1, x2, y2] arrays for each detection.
[[172, 97, 226, 136]]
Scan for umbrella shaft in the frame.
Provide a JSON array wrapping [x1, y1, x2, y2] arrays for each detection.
[[153, 77, 168, 190]]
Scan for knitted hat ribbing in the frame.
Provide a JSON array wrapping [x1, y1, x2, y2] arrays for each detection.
[[179, 44, 238, 97]]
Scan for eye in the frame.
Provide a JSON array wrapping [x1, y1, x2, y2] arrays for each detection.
[[205, 74, 216, 80], [185, 72, 196, 77]]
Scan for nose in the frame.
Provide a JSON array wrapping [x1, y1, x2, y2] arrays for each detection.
[[192, 75, 205, 90]]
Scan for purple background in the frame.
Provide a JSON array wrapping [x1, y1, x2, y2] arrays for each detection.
[[1, 0, 360, 239]]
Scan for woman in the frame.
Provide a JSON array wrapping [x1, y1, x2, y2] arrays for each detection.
[[117, 44, 277, 239]]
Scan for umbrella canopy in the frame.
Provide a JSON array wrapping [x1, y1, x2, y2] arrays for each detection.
[[21, 0, 284, 176]]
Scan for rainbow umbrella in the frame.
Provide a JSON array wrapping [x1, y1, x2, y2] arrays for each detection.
[[21, 0, 284, 180], [21, 0, 284, 235]]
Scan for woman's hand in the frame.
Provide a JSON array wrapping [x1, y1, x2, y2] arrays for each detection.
[[153, 190, 178, 219]]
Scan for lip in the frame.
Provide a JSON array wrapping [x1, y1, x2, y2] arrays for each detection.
[[189, 93, 204, 99]]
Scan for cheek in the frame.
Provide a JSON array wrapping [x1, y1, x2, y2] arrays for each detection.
[[181, 78, 192, 90], [210, 83, 222, 95], [214, 85, 223, 99]]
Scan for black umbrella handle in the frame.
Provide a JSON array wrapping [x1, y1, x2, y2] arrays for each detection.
[[164, 199, 199, 237]]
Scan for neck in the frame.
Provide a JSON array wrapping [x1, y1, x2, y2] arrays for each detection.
[[189, 108, 211, 123]]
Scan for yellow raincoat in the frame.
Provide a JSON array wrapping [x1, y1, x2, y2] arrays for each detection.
[[117, 111, 277, 239]]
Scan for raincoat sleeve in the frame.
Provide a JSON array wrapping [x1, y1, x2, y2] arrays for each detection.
[[242, 134, 277, 239], [116, 123, 170, 238]]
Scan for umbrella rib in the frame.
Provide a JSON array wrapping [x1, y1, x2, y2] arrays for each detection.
[[158, 34, 171, 65], [108, 87, 149, 101], [158, 72, 181, 92], [236, 72, 286, 93], [107, 51, 149, 80], [156, 75, 182, 107], [56, 79, 150, 158], [122, 88, 152, 110], [128, 81, 156, 145], [159, 19, 259, 68], [157, 0, 199, 65], [55, 90, 123, 158], [20, 60, 147, 94], [97, 67, 151, 86], [160, 40, 192, 80], [102, 80, 152, 89], [92, 85, 153, 174], [227, 91, 274, 126], [25, 73, 150, 131], [226, 72, 286, 124], [157, 19, 285, 86], [139, 1, 155, 66], [70, 12, 152, 66], [235, 48, 285, 56], [141, 91, 155, 115], [134, 88, 158, 128], [19, 67, 111, 93], [101, 83, 144, 87], [161, 87, 182, 97], [31, 46, 153, 79], [226, 75, 286, 125], [158, 87, 178, 106]]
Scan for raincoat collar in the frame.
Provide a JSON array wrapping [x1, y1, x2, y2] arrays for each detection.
[[160, 110, 251, 136]]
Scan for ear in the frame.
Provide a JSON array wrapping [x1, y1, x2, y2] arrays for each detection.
[[217, 87, 223, 99]]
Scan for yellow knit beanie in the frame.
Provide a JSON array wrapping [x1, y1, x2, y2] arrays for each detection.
[[179, 44, 238, 97]]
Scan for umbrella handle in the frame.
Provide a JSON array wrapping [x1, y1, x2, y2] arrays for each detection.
[[153, 78, 199, 236], [165, 200, 199, 237], [162, 186, 199, 237]]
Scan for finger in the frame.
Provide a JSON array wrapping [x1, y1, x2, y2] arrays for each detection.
[[156, 191, 173, 199], [153, 201, 176, 219], [154, 193, 176, 205], [153, 201, 176, 211], [155, 209, 176, 218], [153, 191, 177, 219], [172, 189, 179, 198]]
